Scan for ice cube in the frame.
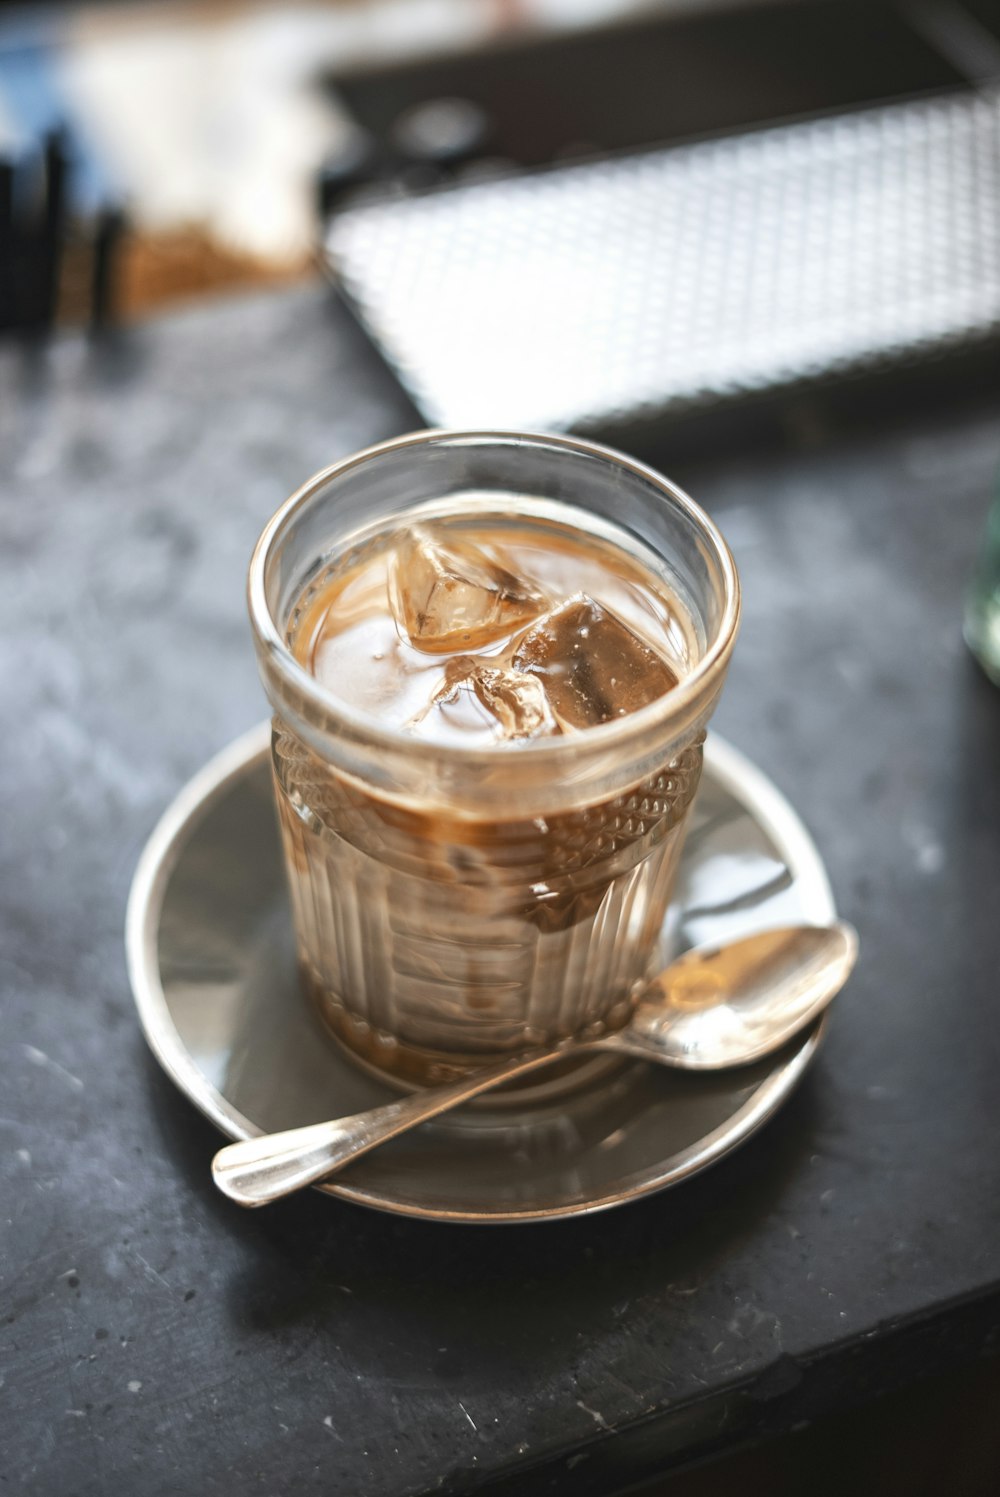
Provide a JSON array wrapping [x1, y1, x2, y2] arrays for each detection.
[[388, 529, 547, 654], [512, 594, 678, 730], [471, 664, 558, 739], [412, 657, 558, 740]]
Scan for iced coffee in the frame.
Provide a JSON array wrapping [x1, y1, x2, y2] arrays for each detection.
[[249, 433, 739, 1085]]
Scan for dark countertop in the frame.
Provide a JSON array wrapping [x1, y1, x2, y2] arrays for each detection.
[[1, 286, 999, 1497]]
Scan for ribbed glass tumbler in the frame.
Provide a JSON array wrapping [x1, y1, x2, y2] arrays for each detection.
[[248, 431, 740, 1084]]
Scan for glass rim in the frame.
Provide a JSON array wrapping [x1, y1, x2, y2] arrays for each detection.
[[247, 428, 741, 769]]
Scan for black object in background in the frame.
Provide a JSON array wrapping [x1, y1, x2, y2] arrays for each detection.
[[0, 131, 68, 333], [91, 203, 127, 331], [0, 129, 127, 336], [330, 0, 964, 169]]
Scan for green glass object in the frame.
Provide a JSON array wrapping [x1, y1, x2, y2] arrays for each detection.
[[966, 484, 1000, 685]]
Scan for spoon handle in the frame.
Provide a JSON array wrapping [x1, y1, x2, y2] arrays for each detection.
[[212, 1041, 579, 1207]]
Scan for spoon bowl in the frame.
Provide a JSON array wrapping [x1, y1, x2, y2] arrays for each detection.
[[604, 922, 858, 1069]]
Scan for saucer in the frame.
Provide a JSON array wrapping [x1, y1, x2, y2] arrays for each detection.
[[127, 724, 836, 1223]]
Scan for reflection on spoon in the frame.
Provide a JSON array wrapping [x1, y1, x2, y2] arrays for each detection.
[[213, 922, 857, 1208]]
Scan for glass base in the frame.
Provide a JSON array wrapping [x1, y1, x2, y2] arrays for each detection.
[[305, 964, 629, 1104]]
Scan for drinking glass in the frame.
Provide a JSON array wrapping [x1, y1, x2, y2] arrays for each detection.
[[248, 431, 739, 1083]]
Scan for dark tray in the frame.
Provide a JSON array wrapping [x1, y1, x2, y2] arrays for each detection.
[[324, 83, 1000, 442]]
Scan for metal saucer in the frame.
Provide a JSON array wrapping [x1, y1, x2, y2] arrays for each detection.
[[127, 724, 836, 1224]]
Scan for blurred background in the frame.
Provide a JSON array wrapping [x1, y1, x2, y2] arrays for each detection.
[[7, 0, 997, 620], [7, 0, 759, 324], [2, 0, 998, 451]]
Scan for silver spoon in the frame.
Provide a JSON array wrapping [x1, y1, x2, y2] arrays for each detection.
[[213, 921, 857, 1208]]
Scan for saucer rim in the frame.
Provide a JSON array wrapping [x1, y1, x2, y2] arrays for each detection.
[[126, 721, 835, 1224]]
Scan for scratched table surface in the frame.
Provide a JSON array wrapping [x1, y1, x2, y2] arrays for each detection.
[[1, 286, 999, 1497]]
